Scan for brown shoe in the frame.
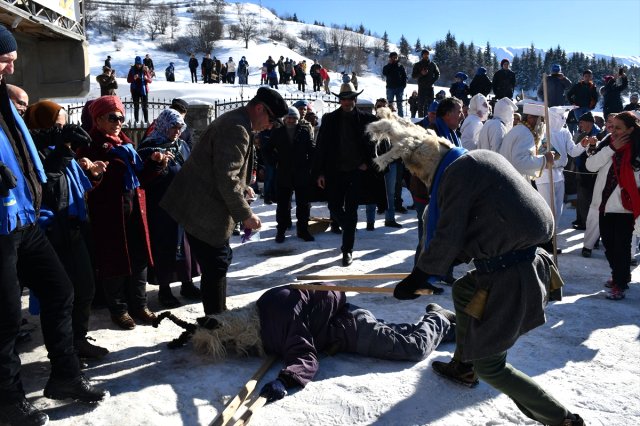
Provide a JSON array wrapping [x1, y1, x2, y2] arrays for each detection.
[[111, 312, 136, 330], [432, 359, 479, 387], [131, 307, 157, 324]]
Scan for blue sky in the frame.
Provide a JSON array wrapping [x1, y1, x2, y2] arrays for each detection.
[[253, 0, 640, 58]]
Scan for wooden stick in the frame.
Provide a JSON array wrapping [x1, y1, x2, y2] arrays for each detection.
[[541, 73, 558, 265], [291, 283, 434, 295], [232, 396, 269, 426], [296, 273, 409, 281], [209, 356, 276, 426]]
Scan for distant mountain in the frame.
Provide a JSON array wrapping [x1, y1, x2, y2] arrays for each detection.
[[492, 46, 640, 68]]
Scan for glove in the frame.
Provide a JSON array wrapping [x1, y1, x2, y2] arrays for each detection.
[[393, 267, 444, 300], [0, 162, 18, 197], [61, 124, 92, 151], [260, 379, 287, 403]]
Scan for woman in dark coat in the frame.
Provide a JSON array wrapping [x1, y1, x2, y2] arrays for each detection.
[[77, 96, 170, 330], [138, 109, 201, 307], [602, 73, 628, 118], [469, 67, 492, 97]]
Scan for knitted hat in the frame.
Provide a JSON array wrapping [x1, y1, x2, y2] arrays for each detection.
[[421, 49, 430, 56], [89, 95, 125, 121], [500, 59, 510, 66], [578, 111, 594, 123], [252, 87, 288, 117], [631, 92, 639, 100], [24, 101, 63, 130], [286, 107, 300, 119], [0, 25, 17, 55], [583, 69, 593, 75], [476, 67, 487, 75], [551, 64, 561, 73], [455, 71, 468, 81], [292, 99, 310, 108], [135, 56, 143, 65]]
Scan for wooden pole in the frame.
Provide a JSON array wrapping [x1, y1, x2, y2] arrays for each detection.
[[290, 283, 434, 295], [232, 396, 269, 426], [541, 73, 558, 265], [296, 273, 409, 281], [209, 356, 276, 426]]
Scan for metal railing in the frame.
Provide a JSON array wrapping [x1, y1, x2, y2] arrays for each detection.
[[213, 93, 341, 118]]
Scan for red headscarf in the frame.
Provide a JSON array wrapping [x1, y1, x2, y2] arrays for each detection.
[[89, 95, 125, 124]]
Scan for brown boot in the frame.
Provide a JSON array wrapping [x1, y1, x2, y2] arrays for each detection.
[[432, 359, 479, 387], [111, 312, 135, 330], [131, 307, 157, 325]]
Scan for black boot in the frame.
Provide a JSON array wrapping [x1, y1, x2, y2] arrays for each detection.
[[0, 398, 49, 426], [275, 229, 285, 243], [158, 286, 181, 308], [180, 281, 202, 300], [296, 227, 315, 242], [202, 277, 227, 315], [432, 359, 479, 387], [44, 375, 108, 403], [561, 414, 585, 426], [76, 336, 109, 359]]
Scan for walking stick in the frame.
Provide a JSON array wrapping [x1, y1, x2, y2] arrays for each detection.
[[296, 272, 409, 281], [542, 73, 563, 301], [291, 283, 434, 295], [209, 356, 276, 426]]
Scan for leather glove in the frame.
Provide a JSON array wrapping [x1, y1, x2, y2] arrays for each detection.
[[62, 124, 92, 151], [260, 379, 287, 403], [0, 162, 18, 197], [393, 267, 444, 300]]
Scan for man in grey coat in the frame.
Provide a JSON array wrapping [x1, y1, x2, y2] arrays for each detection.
[[160, 87, 289, 314], [390, 142, 584, 425]]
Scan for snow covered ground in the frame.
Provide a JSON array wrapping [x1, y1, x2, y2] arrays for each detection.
[[14, 4, 639, 425], [18, 195, 640, 426]]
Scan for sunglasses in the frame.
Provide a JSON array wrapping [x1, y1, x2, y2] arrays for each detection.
[[107, 114, 125, 123]]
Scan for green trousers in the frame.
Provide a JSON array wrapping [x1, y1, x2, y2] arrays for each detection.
[[452, 272, 569, 426]]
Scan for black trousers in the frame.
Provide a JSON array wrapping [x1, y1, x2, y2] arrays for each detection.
[[276, 185, 310, 232], [326, 170, 364, 254], [0, 225, 81, 403], [47, 221, 95, 340], [600, 212, 634, 290], [131, 92, 149, 122], [187, 233, 232, 314], [417, 86, 435, 117], [190, 68, 197, 83], [576, 174, 596, 225]]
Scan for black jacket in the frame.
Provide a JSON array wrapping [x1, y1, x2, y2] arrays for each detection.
[[382, 61, 407, 89], [469, 74, 492, 97], [267, 124, 314, 188], [188, 57, 199, 70], [492, 68, 516, 99], [602, 75, 628, 117], [537, 74, 572, 107], [411, 59, 440, 89], [567, 80, 599, 109]]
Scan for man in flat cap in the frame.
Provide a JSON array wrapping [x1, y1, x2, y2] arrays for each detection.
[[161, 87, 288, 315]]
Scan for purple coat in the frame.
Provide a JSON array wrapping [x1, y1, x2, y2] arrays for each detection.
[[256, 285, 356, 387]]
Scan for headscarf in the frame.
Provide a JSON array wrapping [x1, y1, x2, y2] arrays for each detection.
[[468, 94, 489, 121], [89, 95, 125, 125], [24, 101, 63, 130], [148, 109, 185, 141]]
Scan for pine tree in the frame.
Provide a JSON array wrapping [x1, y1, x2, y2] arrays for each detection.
[[358, 23, 365, 34], [399, 35, 410, 56], [415, 38, 422, 52], [292, 13, 298, 22], [382, 31, 389, 53]]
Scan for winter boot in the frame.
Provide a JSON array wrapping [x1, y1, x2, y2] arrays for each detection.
[[275, 229, 285, 243], [158, 286, 181, 308], [560, 413, 585, 426], [342, 252, 353, 267], [76, 336, 109, 359], [432, 359, 479, 387], [202, 277, 227, 315], [180, 280, 202, 300], [366, 222, 375, 231], [44, 375, 108, 403], [0, 398, 49, 426]]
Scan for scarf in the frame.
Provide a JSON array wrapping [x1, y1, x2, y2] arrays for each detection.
[[425, 147, 467, 255], [66, 159, 93, 220], [435, 117, 461, 147], [613, 143, 640, 218], [110, 143, 143, 190]]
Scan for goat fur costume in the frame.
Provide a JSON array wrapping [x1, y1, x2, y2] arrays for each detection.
[[366, 107, 453, 187]]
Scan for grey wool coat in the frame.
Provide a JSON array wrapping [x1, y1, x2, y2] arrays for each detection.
[[416, 149, 554, 361], [160, 107, 254, 247]]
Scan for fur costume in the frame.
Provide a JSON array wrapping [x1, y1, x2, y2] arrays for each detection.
[[366, 107, 453, 187]]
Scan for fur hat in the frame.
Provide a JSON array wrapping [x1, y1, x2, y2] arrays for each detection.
[[252, 87, 289, 118], [24, 101, 63, 130], [551, 64, 561, 74], [332, 82, 363, 99], [579, 111, 594, 123], [0, 25, 17, 56], [89, 95, 125, 122], [192, 303, 264, 360]]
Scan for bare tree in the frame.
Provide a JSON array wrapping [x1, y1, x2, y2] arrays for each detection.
[[83, 0, 98, 30], [188, 8, 224, 53], [236, 3, 258, 48], [169, 6, 179, 39]]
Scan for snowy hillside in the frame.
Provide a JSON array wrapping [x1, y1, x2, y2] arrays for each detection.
[[492, 46, 640, 68]]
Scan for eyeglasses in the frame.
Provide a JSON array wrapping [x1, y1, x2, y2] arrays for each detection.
[[107, 114, 125, 123]]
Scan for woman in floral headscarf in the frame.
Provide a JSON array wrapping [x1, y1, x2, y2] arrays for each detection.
[[138, 109, 201, 308]]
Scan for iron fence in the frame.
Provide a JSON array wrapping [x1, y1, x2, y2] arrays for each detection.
[[213, 93, 341, 118]]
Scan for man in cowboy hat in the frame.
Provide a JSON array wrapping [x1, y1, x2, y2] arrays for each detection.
[[312, 82, 379, 266]]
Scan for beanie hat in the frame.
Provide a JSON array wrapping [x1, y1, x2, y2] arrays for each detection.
[[578, 111, 594, 123], [135, 56, 143, 65], [421, 49, 430, 56], [89, 95, 125, 122], [24, 101, 63, 130], [551, 64, 561, 73], [500, 59, 510, 66], [583, 69, 593, 75], [455, 72, 468, 81], [476, 67, 487, 76], [0, 25, 17, 56], [286, 107, 300, 119], [631, 92, 639, 100], [603, 75, 614, 83], [292, 99, 310, 108]]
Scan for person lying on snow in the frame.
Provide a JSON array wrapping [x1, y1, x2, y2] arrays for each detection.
[[156, 283, 455, 403]]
